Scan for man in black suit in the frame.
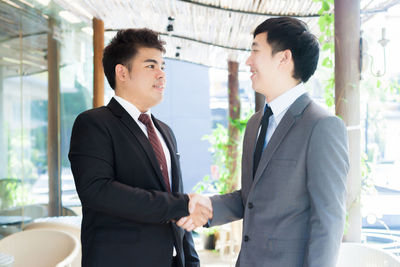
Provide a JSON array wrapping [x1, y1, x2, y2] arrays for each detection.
[[69, 28, 211, 267]]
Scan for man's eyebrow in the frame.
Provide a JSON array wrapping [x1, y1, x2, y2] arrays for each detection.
[[143, 59, 158, 64], [143, 59, 165, 65], [251, 42, 259, 47]]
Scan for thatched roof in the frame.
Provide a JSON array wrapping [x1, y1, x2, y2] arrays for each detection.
[[1, 0, 399, 76]]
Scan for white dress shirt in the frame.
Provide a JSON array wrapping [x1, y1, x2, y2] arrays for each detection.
[[261, 82, 307, 149], [113, 96, 172, 190]]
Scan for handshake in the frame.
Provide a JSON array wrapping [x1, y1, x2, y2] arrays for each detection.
[[176, 193, 213, 231]]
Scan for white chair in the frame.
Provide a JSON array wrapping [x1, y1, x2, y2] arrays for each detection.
[[0, 229, 79, 267], [337, 242, 400, 267], [23, 221, 81, 267]]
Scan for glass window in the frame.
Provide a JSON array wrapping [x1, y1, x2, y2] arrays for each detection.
[[59, 23, 93, 208], [0, 1, 49, 231]]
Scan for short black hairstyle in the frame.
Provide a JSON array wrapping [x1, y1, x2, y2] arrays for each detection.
[[254, 17, 319, 83], [102, 28, 166, 89]]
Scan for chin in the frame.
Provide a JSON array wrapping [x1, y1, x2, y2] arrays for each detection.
[[153, 96, 163, 106], [253, 86, 262, 94]]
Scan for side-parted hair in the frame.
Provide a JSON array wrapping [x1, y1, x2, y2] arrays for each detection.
[[254, 17, 319, 83], [102, 28, 166, 89]]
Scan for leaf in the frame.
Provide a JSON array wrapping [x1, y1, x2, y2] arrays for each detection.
[[322, 1, 330, 11], [322, 42, 334, 51], [376, 79, 381, 88], [322, 57, 333, 68], [318, 18, 327, 31]]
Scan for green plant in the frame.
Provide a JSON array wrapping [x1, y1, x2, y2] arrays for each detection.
[[0, 179, 32, 210], [193, 113, 252, 195], [0, 179, 20, 209], [0, 126, 35, 209], [314, 0, 335, 107]]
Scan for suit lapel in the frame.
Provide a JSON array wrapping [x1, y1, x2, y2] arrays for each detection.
[[152, 117, 181, 193], [243, 110, 263, 179], [253, 112, 295, 184], [107, 98, 168, 192], [253, 93, 312, 185]]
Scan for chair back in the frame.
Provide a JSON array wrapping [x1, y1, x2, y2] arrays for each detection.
[[337, 242, 400, 267], [23, 221, 81, 267], [0, 229, 79, 267]]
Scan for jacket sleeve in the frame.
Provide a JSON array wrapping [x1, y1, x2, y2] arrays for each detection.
[[304, 116, 349, 267], [182, 231, 200, 267], [209, 190, 244, 226], [68, 112, 190, 224]]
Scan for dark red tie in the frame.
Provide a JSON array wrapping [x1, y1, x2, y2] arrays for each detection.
[[138, 114, 171, 192]]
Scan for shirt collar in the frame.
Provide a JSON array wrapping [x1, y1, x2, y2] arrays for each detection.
[[113, 95, 151, 121], [266, 83, 306, 118]]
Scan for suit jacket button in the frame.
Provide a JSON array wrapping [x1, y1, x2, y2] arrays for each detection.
[[248, 202, 253, 209], [244, 235, 249, 242]]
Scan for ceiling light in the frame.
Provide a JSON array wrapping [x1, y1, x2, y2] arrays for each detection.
[[81, 27, 93, 35], [34, 0, 50, 6], [59, 10, 81, 23], [2, 57, 20, 64], [2, 0, 21, 9], [18, 0, 34, 8], [2, 57, 37, 66]]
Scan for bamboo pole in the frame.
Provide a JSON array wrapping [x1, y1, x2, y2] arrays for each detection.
[[93, 18, 104, 108], [335, 0, 361, 242], [47, 17, 61, 216]]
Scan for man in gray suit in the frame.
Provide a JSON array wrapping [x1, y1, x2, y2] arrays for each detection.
[[178, 17, 349, 267]]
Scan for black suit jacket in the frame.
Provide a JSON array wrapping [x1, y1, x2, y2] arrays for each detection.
[[69, 98, 199, 267]]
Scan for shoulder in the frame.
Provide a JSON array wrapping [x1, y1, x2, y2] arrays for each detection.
[[72, 106, 113, 133], [76, 106, 110, 120], [301, 104, 347, 146], [304, 101, 346, 130], [74, 106, 114, 123]]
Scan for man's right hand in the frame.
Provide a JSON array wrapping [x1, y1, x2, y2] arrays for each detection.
[[176, 193, 213, 231]]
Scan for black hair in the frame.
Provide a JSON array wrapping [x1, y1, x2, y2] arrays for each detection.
[[254, 17, 319, 82], [102, 28, 166, 89]]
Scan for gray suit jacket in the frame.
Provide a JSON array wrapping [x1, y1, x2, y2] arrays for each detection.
[[210, 93, 349, 267]]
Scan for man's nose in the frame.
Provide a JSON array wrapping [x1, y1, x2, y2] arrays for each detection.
[[245, 56, 252, 66], [156, 68, 165, 79]]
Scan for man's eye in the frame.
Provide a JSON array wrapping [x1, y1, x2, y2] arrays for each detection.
[[146, 65, 155, 69], [161, 66, 165, 70]]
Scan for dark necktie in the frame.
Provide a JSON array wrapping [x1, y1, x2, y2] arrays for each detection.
[[253, 104, 273, 177], [138, 114, 171, 192]]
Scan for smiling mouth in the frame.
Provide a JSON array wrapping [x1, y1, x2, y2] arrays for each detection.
[[153, 84, 165, 91]]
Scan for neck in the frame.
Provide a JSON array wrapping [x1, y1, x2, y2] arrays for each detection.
[[264, 78, 300, 103], [115, 88, 149, 113]]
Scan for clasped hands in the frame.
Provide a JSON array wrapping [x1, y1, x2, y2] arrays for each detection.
[[176, 193, 212, 231]]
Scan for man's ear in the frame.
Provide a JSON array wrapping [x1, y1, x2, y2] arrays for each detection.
[[279, 49, 292, 67], [115, 64, 129, 82]]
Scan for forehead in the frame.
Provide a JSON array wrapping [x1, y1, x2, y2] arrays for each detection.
[[132, 47, 163, 62], [252, 32, 269, 48]]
